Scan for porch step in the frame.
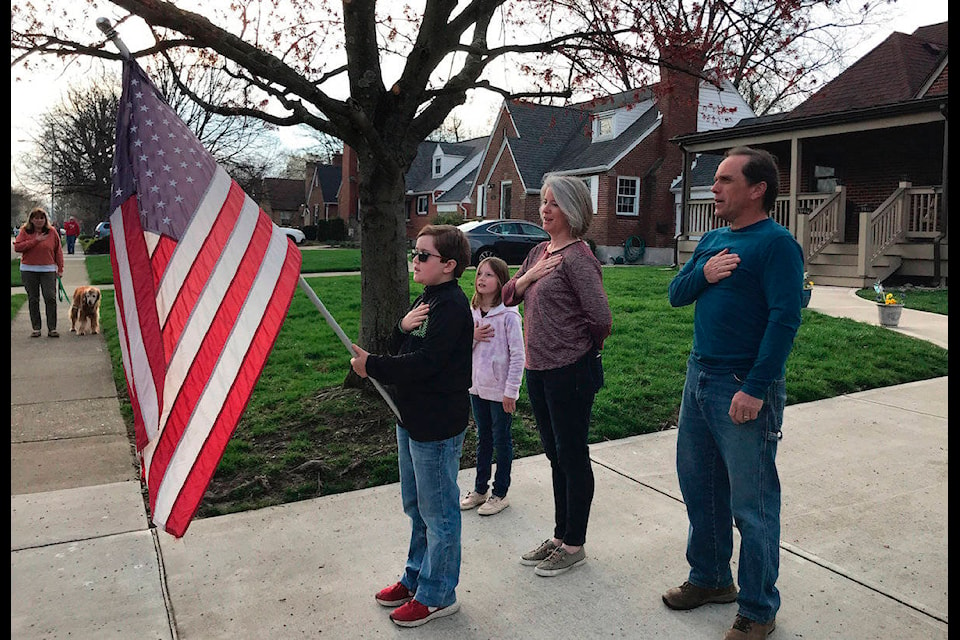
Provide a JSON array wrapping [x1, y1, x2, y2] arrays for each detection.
[[806, 243, 901, 288]]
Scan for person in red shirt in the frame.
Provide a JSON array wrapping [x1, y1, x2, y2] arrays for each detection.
[[63, 216, 81, 255], [14, 208, 64, 337]]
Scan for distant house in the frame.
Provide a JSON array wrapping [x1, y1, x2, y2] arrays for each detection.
[[672, 21, 948, 286], [258, 177, 304, 227], [302, 158, 342, 226], [402, 138, 487, 239], [468, 64, 755, 264]]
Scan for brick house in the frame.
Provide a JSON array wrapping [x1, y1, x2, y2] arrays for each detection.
[[402, 138, 487, 240], [301, 158, 342, 226], [673, 21, 948, 286], [258, 177, 304, 227], [467, 64, 755, 265]]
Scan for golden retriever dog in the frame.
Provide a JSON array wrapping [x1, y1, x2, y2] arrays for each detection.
[[70, 286, 102, 335]]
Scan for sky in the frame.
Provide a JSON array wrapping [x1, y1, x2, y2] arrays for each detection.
[[10, 0, 948, 197]]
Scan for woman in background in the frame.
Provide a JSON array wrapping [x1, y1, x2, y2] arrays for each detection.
[[14, 207, 64, 338]]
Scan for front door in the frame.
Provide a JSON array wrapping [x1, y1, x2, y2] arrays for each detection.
[[500, 182, 512, 219]]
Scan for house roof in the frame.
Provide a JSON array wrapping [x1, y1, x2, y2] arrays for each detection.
[[551, 102, 661, 174], [790, 23, 948, 118], [505, 101, 593, 189], [435, 178, 473, 204], [670, 152, 724, 190], [314, 164, 342, 202], [405, 137, 487, 195], [262, 178, 304, 211]]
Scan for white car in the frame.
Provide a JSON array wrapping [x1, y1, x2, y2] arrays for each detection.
[[279, 226, 305, 245]]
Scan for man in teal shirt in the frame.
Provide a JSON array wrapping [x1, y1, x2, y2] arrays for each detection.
[[664, 147, 803, 640]]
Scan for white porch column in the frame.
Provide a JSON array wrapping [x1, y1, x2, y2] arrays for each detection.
[[789, 136, 800, 236]]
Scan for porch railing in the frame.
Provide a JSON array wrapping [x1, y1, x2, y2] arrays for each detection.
[[685, 192, 829, 237], [684, 184, 943, 275], [796, 186, 845, 262], [905, 186, 942, 238]]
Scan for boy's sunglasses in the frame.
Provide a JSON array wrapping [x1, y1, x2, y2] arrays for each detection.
[[411, 250, 445, 262]]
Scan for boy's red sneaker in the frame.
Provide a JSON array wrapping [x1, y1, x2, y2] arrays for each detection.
[[389, 599, 461, 627], [375, 582, 414, 607]]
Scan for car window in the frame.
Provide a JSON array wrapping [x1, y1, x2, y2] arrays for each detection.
[[486, 223, 502, 235], [520, 223, 548, 238]]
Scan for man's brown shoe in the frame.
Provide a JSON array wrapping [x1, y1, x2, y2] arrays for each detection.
[[723, 614, 776, 639], [662, 581, 738, 610]]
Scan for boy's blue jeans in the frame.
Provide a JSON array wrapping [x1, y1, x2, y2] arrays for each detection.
[[396, 425, 465, 608], [470, 394, 513, 498], [676, 357, 786, 624]]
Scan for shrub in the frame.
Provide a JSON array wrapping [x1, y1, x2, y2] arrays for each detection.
[[85, 236, 111, 255], [433, 212, 465, 227], [317, 218, 347, 241]]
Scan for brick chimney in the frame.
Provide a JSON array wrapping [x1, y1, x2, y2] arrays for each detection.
[[647, 44, 706, 248], [656, 44, 704, 150]]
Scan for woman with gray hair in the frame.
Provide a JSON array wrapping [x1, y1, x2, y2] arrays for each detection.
[[501, 175, 612, 577]]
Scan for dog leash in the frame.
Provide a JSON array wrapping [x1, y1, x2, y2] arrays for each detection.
[[57, 276, 69, 303]]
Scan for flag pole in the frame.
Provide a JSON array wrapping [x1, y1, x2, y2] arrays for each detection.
[[297, 276, 402, 422], [96, 17, 132, 60]]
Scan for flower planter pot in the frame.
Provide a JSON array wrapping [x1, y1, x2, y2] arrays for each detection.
[[877, 303, 904, 327], [801, 288, 812, 308]]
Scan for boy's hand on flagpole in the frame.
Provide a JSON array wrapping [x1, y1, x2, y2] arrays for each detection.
[[350, 343, 369, 378]]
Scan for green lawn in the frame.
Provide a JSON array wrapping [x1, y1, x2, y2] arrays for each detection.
[[93, 266, 949, 514], [855, 286, 948, 315]]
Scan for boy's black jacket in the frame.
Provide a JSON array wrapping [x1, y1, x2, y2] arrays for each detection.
[[366, 279, 473, 442]]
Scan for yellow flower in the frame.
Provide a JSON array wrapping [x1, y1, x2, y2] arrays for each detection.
[[884, 292, 899, 305]]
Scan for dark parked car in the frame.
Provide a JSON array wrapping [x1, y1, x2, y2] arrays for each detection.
[[458, 219, 550, 266]]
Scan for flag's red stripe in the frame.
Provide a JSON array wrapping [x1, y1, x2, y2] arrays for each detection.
[[146, 214, 275, 515], [162, 181, 245, 355], [110, 226, 150, 452], [164, 241, 302, 536], [119, 200, 166, 406], [151, 236, 177, 289]]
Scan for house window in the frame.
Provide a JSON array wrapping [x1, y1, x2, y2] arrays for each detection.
[[616, 177, 640, 215], [814, 165, 837, 192], [417, 195, 429, 216], [596, 114, 614, 140], [433, 157, 442, 177]]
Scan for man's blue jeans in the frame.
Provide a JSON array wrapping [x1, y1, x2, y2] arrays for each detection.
[[66, 235, 77, 254], [396, 425, 465, 608], [676, 357, 786, 624], [470, 394, 513, 498]]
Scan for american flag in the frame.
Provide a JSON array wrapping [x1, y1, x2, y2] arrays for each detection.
[[109, 59, 302, 538]]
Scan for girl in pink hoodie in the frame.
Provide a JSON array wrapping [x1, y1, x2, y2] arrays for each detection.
[[460, 257, 525, 516]]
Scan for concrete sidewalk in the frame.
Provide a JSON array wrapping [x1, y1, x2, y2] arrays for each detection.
[[10, 257, 948, 639]]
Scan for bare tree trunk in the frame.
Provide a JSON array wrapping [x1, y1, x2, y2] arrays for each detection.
[[342, 151, 411, 391]]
